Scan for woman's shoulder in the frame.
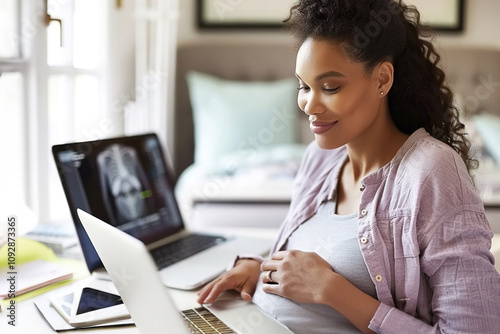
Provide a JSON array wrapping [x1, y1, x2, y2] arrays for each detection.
[[394, 130, 477, 204], [397, 129, 466, 178], [390, 131, 486, 229]]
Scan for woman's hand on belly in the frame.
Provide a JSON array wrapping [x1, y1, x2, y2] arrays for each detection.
[[260, 250, 336, 304], [261, 250, 379, 334]]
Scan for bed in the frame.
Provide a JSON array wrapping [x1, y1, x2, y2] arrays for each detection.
[[172, 42, 313, 229], [172, 42, 500, 233]]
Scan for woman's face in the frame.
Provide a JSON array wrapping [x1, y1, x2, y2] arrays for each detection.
[[296, 38, 385, 150]]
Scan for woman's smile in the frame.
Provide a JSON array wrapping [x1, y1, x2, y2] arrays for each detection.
[[310, 120, 338, 134]]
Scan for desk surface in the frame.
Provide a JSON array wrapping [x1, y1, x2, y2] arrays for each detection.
[[1, 276, 201, 334], [2, 230, 500, 333], [0, 227, 278, 333]]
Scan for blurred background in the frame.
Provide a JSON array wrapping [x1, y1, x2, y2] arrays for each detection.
[[1, 0, 499, 240]]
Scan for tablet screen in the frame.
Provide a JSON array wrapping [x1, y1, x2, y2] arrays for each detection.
[[75, 287, 123, 315]]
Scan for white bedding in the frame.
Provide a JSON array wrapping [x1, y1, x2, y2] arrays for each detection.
[[175, 144, 308, 228], [466, 114, 500, 206], [476, 163, 500, 206]]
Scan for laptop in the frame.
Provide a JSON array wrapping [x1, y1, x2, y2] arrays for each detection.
[[78, 208, 293, 334], [52, 133, 272, 290]]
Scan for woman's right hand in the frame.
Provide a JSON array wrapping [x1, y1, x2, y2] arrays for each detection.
[[196, 258, 261, 304]]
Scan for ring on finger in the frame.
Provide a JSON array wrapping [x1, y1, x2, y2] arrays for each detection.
[[265, 270, 275, 283]]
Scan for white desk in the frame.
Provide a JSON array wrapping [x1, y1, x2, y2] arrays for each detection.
[[1, 276, 202, 334], [0, 227, 278, 334]]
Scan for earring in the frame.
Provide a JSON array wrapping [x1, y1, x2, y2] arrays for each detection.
[[380, 91, 384, 95]]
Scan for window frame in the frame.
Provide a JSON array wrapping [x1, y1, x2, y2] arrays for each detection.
[[0, 0, 110, 223], [42, 0, 110, 223]]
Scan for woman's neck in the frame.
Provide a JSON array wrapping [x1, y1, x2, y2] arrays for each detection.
[[345, 120, 409, 183]]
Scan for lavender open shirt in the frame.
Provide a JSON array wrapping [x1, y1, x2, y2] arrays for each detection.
[[269, 128, 500, 333]]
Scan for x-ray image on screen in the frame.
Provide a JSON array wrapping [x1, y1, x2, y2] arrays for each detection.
[[97, 144, 153, 227]]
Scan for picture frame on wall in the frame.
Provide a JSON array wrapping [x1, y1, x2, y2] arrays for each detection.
[[197, 0, 465, 32], [197, 0, 296, 29], [405, 0, 465, 32]]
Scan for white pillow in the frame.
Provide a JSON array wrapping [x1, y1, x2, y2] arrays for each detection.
[[186, 71, 299, 165]]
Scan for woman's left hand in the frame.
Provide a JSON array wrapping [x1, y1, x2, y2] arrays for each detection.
[[260, 250, 336, 305]]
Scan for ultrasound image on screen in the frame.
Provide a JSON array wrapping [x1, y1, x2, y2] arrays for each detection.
[[53, 134, 184, 273], [97, 144, 152, 226], [53, 135, 183, 251]]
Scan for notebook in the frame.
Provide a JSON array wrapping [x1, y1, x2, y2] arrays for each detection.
[[0, 260, 73, 298], [52, 133, 271, 290], [78, 209, 293, 334]]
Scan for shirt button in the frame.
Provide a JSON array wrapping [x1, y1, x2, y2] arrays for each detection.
[[360, 237, 368, 244], [360, 209, 368, 217], [375, 275, 383, 282]]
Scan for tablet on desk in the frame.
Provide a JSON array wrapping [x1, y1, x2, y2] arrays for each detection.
[[50, 286, 130, 327]]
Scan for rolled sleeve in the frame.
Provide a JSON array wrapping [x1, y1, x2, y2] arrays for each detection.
[[369, 303, 435, 334]]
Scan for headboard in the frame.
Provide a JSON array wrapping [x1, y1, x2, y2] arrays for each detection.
[[173, 41, 306, 178], [173, 42, 500, 179], [439, 47, 500, 116]]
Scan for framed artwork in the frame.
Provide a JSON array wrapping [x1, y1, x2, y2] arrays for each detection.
[[197, 0, 296, 29], [405, 0, 465, 32], [197, 0, 465, 32]]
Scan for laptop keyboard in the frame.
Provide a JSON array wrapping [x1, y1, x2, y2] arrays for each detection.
[[151, 234, 226, 269], [182, 307, 236, 333]]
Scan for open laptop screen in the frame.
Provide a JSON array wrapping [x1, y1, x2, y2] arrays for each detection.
[[52, 133, 183, 272]]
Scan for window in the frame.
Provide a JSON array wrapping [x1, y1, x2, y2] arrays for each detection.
[[46, 0, 109, 222], [0, 0, 109, 224], [0, 72, 26, 203], [0, 0, 21, 58], [0, 0, 27, 214]]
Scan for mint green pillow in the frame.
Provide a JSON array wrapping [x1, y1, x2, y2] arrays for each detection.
[[473, 113, 500, 164], [186, 71, 299, 165]]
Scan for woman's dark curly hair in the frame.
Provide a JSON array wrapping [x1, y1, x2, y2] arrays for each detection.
[[284, 0, 478, 175]]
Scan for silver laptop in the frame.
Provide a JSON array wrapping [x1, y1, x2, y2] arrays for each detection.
[[78, 209, 292, 334], [52, 133, 271, 290]]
